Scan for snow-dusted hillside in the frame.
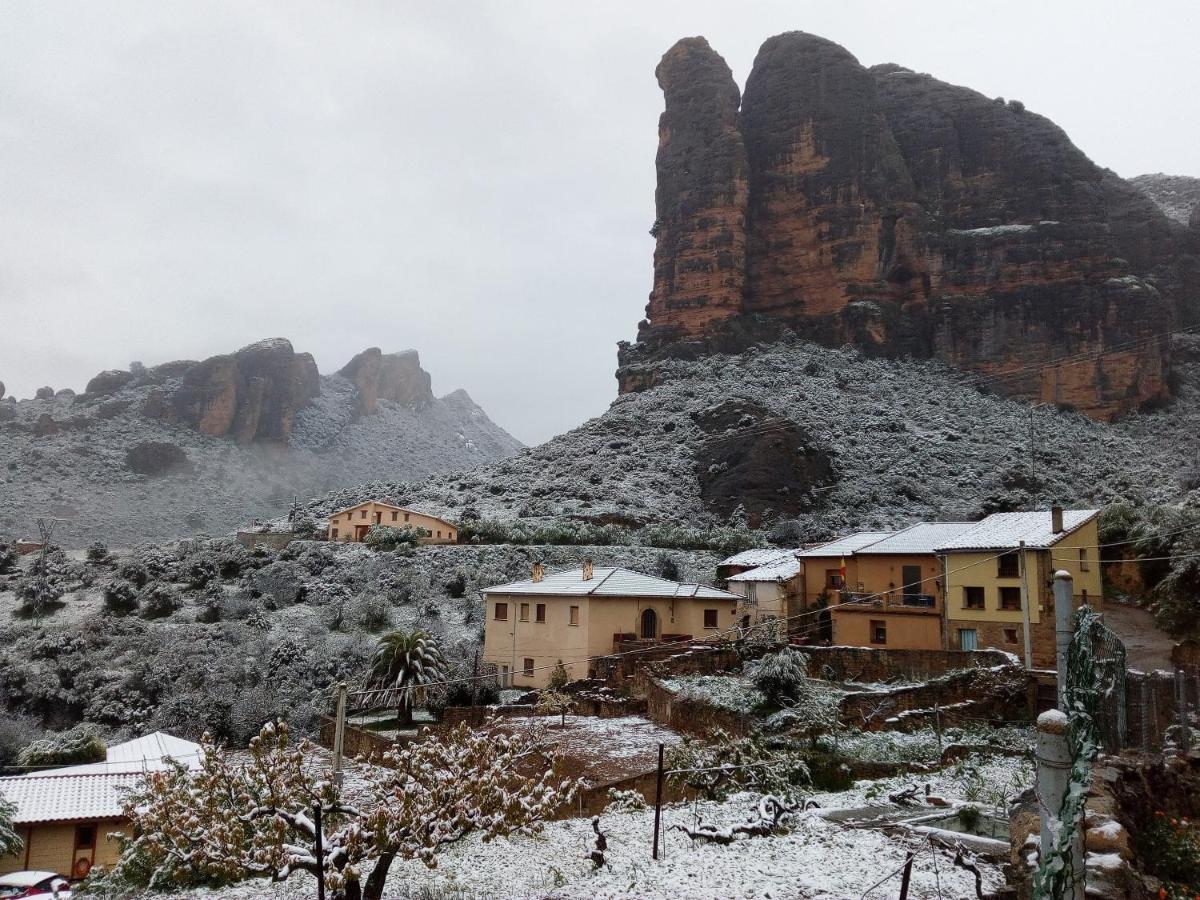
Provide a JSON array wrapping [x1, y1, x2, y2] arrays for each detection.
[[1130, 173, 1200, 225], [0, 371, 521, 547], [306, 336, 1200, 541]]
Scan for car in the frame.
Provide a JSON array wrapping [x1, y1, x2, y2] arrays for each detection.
[[0, 871, 72, 899]]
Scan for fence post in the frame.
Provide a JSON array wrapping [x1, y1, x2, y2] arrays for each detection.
[[1053, 571, 1074, 710], [652, 743, 665, 860], [1140, 677, 1150, 752], [1036, 708, 1083, 899]]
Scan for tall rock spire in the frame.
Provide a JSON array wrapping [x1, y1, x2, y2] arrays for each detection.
[[642, 37, 749, 345]]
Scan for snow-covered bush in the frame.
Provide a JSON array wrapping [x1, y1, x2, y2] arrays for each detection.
[[113, 721, 575, 900], [0, 793, 21, 859], [17, 723, 106, 768], [605, 788, 647, 813], [351, 592, 391, 632], [0, 541, 16, 575], [0, 712, 44, 769], [666, 729, 811, 801], [86, 542, 113, 566], [137, 583, 180, 619], [364, 524, 428, 551], [117, 560, 150, 588], [747, 649, 810, 706], [102, 580, 139, 616]]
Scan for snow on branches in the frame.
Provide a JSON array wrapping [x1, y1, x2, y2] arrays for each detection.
[[666, 729, 811, 801], [0, 791, 22, 858], [115, 720, 576, 900]]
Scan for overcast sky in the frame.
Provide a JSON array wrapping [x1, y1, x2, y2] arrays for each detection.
[[1, 1, 1196, 444]]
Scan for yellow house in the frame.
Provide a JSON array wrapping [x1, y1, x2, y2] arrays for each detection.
[[795, 532, 896, 612], [326, 500, 457, 544], [938, 508, 1101, 668], [827, 522, 975, 651], [0, 733, 202, 879], [482, 562, 741, 689]]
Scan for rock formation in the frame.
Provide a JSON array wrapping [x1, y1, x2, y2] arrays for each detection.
[[166, 338, 320, 444], [1130, 174, 1200, 226], [619, 32, 1192, 420], [338, 347, 434, 416]]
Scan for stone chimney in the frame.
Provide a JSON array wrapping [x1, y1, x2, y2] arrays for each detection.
[[532, 562, 545, 583], [582, 559, 594, 581], [1051, 505, 1064, 534]]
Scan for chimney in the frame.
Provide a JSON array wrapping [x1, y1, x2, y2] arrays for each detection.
[[532, 562, 545, 583], [582, 559, 594, 581], [1051, 505, 1064, 534]]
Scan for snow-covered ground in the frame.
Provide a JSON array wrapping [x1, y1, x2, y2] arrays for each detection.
[[136, 755, 1027, 900]]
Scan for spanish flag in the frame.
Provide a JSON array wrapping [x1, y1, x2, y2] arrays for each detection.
[[839, 556, 847, 585]]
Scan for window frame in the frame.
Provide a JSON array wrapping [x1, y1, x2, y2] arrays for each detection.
[[522, 658, 534, 676], [999, 586, 1022, 611], [1003, 627, 1019, 645], [494, 601, 508, 621], [519, 602, 530, 622], [703, 608, 718, 629], [535, 603, 546, 623], [568, 605, 579, 626], [1079, 548, 1090, 571], [869, 619, 887, 645], [997, 551, 1019, 578], [963, 586, 985, 610]]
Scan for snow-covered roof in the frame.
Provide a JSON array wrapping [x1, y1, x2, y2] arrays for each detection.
[[483, 566, 737, 600], [0, 772, 141, 824], [0, 871, 61, 887], [726, 556, 803, 583], [854, 522, 976, 555], [936, 510, 1099, 551], [718, 548, 794, 568], [795, 532, 896, 558]]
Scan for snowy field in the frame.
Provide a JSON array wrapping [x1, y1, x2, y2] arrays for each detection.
[[136, 755, 1027, 900]]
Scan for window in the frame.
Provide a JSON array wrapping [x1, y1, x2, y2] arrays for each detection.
[[999, 587, 1022, 611], [391, 511, 398, 521], [360, 510, 367, 519], [500, 665, 510, 688], [494, 602, 508, 621], [963, 586, 985, 610], [437, 530, 442, 538], [1080, 549, 1090, 571], [959, 628, 977, 651], [331, 528, 339, 539], [746, 583, 757, 604], [703, 609, 718, 629], [75, 824, 96, 850], [1003, 627, 1019, 645], [870, 620, 887, 644], [519, 603, 530, 622], [997, 552, 1019, 578], [825, 569, 844, 589], [535, 603, 546, 623], [404, 513, 410, 522], [569, 605, 579, 625], [522, 658, 534, 676]]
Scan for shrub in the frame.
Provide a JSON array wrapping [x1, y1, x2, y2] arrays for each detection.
[[17, 724, 106, 768], [748, 649, 810, 706], [103, 580, 140, 616], [1134, 813, 1200, 896], [352, 594, 392, 633], [118, 560, 150, 588], [0, 541, 16, 575], [364, 525, 428, 551], [86, 542, 113, 565], [444, 573, 467, 599], [656, 552, 680, 582], [138, 584, 180, 620], [196, 596, 223, 624]]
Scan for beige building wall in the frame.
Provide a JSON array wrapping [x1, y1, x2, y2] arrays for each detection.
[[327, 501, 457, 544], [0, 819, 125, 877], [799, 555, 859, 609], [830, 608, 942, 650], [854, 553, 944, 605], [483, 592, 740, 689]]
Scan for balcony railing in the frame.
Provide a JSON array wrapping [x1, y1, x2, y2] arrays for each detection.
[[833, 590, 939, 610]]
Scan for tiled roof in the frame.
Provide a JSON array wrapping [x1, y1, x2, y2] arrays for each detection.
[[795, 532, 895, 558], [718, 548, 794, 568], [0, 773, 141, 824], [483, 566, 737, 600], [936, 510, 1099, 551], [19, 732, 205, 777], [727, 556, 803, 582], [855, 523, 976, 555]]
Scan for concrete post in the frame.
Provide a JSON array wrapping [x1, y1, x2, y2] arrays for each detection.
[[1037, 708, 1083, 899], [1053, 570, 1074, 710], [331, 682, 347, 787]]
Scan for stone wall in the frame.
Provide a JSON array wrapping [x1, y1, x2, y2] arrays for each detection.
[[236, 531, 295, 550], [636, 675, 754, 738], [800, 646, 1016, 682], [838, 664, 1030, 732]]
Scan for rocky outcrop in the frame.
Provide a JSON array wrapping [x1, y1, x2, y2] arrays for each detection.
[[692, 398, 833, 526], [84, 369, 136, 397], [338, 347, 434, 416], [165, 338, 320, 444], [619, 32, 1191, 420], [125, 441, 193, 477]]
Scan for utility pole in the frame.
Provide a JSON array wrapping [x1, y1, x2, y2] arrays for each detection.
[[1053, 570, 1074, 709], [1018, 540, 1034, 670], [652, 743, 665, 860], [331, 682, 347, 787]]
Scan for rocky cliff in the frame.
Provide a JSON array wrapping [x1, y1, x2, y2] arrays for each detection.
[[619, 32, 1191, 420], [338, 347, 434, 416], [1130, 174, 1200, 226]]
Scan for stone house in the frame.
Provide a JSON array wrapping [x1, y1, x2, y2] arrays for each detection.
[[326, 500, 456, 544], [0, 733, 202, 879], [724, 553, 802, 638], [481, 562, 740, 689], [938, 507, 1101, 668]]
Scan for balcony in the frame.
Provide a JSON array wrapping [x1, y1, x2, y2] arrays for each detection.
[[833, 590, 939, 612]]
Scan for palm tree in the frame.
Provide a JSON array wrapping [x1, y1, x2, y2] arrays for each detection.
[[367, 629, 448, 727]]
